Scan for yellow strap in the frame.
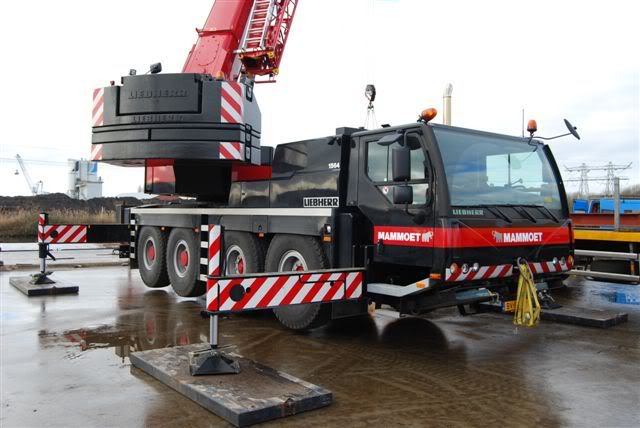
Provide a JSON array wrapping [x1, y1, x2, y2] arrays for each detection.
[[513, 261, 541, 327]]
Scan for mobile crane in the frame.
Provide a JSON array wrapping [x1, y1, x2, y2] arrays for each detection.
[[86, 0, 576, 330]]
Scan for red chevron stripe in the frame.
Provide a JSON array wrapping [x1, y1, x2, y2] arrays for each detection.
[[221, 89, 242, 115], [279, 274, 311, 306], [231, 276, 269, 311], [221, 108, 238, 123], [219, 144, 234, 159], [256, 275, 291, 308], [345, 273, 363, 298], [300, 272, 332, 304], [50, 225, 73, 243], [65, 225, 86, 243]]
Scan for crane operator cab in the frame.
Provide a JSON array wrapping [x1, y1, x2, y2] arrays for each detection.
[[340, 110, 575, 314]]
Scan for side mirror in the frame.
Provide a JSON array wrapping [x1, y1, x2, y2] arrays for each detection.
[[376, 132, 403, 146], [392, 146, 411, 182], [393, 186, 413, 205]]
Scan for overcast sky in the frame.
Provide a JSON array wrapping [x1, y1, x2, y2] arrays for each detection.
[[0, 0, 638, 197]]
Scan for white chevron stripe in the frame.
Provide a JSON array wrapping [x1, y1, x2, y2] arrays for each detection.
[[268, 275, 300, 306]]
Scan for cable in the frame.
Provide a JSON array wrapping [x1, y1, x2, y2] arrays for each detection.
[[364, 104, 378, 130]]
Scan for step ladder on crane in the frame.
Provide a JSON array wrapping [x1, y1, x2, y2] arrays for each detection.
[[237, 0, 298, 82], [243, 0, 275, 51]]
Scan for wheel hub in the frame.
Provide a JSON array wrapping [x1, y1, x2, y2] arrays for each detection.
[[174, 239, 190, 278], [279, 250, 308, 273], [143, 237, 157, 270], [226, 245, 247, 275]]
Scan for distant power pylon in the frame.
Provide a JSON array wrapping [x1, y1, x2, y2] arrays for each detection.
[[564, 162, 631, 198]]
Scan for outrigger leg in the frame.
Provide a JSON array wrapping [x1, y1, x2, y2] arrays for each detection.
[[30, 242, 56, 285], [189, 314, 240, 376]]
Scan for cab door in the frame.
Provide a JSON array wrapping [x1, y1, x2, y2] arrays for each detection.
[[354, 128, 436, 268]]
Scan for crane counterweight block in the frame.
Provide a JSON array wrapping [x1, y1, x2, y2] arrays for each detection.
[[90, 73, 263, 168]]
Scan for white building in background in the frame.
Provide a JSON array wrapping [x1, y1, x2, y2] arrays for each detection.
[[67, 159, 103, 200]]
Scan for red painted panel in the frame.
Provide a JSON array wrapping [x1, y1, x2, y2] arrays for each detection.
[[231, 163, 272, 181], [182, 1, 254, 78], [571, 213, 640, 228], [373, 226, 571, 248]]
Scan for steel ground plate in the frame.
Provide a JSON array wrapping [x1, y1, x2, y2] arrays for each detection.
[[130, 344, 332, 427], [9, 276, 79, 296]]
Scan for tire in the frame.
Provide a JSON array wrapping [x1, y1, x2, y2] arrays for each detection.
[[266, 234, 331, 330], [224, 231, 264, 275], [137, 226, 170, 288], [166, 228, 204, 297]]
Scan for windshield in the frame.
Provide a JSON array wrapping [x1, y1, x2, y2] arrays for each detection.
[[434, 127, 562, 211]]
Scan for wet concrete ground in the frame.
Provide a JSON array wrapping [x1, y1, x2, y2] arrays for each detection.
[[0, 243, 121, 269], [1, 266, 639, 427]]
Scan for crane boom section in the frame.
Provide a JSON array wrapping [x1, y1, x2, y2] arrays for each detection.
[[239, 0, 299, 82], [182, 0, 298, 83], [182, 0, 255, 80]]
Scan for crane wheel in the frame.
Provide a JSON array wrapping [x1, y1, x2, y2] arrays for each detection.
[[167, 228, 204, 297], [137, 226, 170, 288], [224, 232, 264, 275], [266, 234, 331, 330]]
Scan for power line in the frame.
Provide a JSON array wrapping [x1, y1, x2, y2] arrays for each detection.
[[564, 162, 632, 198], [0, 157, 69, 166]]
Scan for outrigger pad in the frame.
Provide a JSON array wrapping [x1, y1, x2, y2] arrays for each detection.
[[478, 301, 628, 329], [130, 344, 332, 427], [540, 306, 628, 329], [9, 276, 79, 296]]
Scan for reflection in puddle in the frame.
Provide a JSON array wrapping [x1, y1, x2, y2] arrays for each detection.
[[612, 291, 640, 305], [38, 290, 209, 361]]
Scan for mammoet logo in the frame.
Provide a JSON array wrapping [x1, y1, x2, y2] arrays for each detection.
[[492, 230, 544, 244], [377, 230, 434, 244]]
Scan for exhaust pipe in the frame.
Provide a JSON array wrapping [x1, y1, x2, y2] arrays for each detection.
[[443, 83, 453, 125]]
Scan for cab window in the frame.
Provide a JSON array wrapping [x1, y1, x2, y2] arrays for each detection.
[[366, 133, 429, 204]]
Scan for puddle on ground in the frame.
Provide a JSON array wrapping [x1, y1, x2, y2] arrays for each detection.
[[38, 290, 210, 361], [610, 291, 640, 305]]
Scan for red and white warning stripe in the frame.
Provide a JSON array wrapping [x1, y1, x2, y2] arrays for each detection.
[[528, 259, 573, 274], [203, 224, 222, 294], [38, 224, 87, 244], [446, 264, 513, 282], [90, 144, 103, 161], [38, 213, 47, 243], [220, 82, 243, 124], [208, 224, 221, 277], [206, 271, 363, 313], [219, 142, 244, 160], [92, 88, 104, 127]]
